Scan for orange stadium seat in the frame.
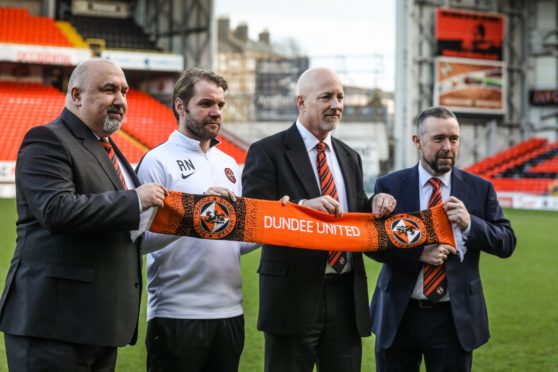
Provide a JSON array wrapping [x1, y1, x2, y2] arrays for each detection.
[[490, 178, 556, 195], [528, 142, 558, 174], [467, 138, 557, 195], [122, 89, 177, 149], [0, 83, 246, 164], [0, 7, 72, 47], [124, 89, 247, 164], [0, 81, 147, 163], [0, 82, 64, 161], [465, 138, 547, 176], [530, 159, 558, 173]]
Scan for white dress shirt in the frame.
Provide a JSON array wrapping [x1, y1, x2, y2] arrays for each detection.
[[411, 161, 452, 301], [295, 120, 352, 274]]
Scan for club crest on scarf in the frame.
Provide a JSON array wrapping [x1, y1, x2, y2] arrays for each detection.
[[193, 196, 236, 239], [151, 192, 456, 253], [385, 215, 427, 248]]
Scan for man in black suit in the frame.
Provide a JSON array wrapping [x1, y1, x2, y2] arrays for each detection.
[[242, 67, 395, 372], [0, 58, 167, 371], [369, 106, 516, 372]]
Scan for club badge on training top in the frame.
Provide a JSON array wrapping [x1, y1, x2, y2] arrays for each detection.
[[224, 167, 236, 183]]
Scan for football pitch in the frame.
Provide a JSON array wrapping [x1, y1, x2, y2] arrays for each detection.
[[0, 198, 556, 371]]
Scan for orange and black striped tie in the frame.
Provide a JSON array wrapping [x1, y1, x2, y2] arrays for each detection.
[[100, 138, 127, 189], [423, 177, 446, 302], [316, 141, 347, 273]]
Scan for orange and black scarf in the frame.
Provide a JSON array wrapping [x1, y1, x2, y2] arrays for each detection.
[[149, 192, 455, 252]]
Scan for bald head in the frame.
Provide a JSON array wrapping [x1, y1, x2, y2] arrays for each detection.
[[66, 58, 129, 137], [295, 67, 342, 97], [295, 67, 344, 140], [66, 59, 124, 105]]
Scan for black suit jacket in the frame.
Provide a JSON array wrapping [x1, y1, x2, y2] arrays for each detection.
[[0, 109, 143, 347], [242, 123, 372, 336], [369, 165, 516, 351]]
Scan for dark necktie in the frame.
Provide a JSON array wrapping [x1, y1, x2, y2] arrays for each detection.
[[316, 141, 347, 273], [100, 138, 127, 189], [423, 177, 446, 302]]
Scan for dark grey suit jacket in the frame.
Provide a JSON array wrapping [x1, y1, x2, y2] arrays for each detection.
[[0, 108, 143, 347], [242, 123, 372, 337], [369, 165, 516, 351]]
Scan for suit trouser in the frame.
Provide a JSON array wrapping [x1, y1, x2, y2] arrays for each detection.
[[145, 315, 244, 372], [4, 333, 117, 372], [375, 300, 472, 372], [264, 272, 362, 372]]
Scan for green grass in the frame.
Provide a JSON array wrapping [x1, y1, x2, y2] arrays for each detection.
[[0, 199, 557, 371]]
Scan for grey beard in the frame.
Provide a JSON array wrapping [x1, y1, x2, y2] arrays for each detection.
[[320, 122, 337, 132], [425, 156, 454, 175], [103, 116, 122, 134]]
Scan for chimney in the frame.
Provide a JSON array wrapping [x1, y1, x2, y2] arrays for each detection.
[[258, 30, 270, 45], [218, 17, 230, 40], [235, 23, 249, 43]]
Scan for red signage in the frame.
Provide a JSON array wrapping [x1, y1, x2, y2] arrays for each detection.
[[436, 8, 505, 61]]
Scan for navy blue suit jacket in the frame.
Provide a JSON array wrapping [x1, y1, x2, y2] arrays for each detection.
[[369, 165, 516, 351]]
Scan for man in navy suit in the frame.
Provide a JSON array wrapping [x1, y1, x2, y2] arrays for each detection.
[[369, 106, 516, 372]]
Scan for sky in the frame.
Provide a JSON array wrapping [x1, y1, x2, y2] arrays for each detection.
[[215, 0, 396, 91]]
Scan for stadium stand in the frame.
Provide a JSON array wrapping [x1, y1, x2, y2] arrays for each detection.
[[489, 178, 557, 195], [124, 88, 247, 163], [466, 137, 558, 195], [123, 89, 178, 148], [0, 82, 246, 164], [527, 144, 558, 174], [530, 158, 558, 174], [0, 5, 247, 166], [56, 21, 89, 48], [0, 81, 147, 163], [67, 15, 159, 51], [0, 82, 64, 161], [0, 7, 72, 47], [465, 137, 548, 176]]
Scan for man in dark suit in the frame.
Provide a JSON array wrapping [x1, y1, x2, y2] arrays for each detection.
[[370, 106, 517, 372], [242, 67, 395, 372], [0, 58, 167, 371]]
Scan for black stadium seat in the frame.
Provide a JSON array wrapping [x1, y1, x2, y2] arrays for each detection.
[[69, 15, 160, 51]]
